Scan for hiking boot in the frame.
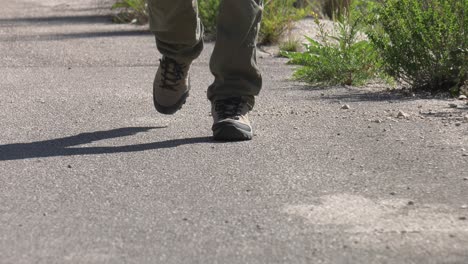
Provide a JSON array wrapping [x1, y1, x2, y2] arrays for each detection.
[[153, 56, 191, 115], [211, 97, 253, 141]]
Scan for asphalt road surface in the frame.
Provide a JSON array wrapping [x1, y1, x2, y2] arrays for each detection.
[[1, 1, 467, 263]]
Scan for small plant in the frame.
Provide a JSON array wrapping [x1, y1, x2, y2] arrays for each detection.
[[260, 0, 310, 44], [199, 0, 220, 34], [280, 38, 302, 53], [322, 0, 352, 19], [112, 0, 148, 24], [368, 0, 467, 92], [282, 12, 385, 86]]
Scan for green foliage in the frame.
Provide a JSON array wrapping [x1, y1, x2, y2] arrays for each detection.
[[260, 0, 310, 44], [280, 38, 301, 53], [198, 0, 220, 34], [112, 0, 148, 24], [368, 0, 467, 92], [321, 0, 352, 19], [282, 13, 385, 86], [198, 0, 309, 44]]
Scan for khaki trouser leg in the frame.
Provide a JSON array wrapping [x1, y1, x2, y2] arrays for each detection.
[[147, 0, 204, 62], [208, 0, 263, 107], [147, 0, 263, 107]]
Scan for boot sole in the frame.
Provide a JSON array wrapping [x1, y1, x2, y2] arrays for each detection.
[[153, 91, 189, 115], [212, 121, 253, 141]]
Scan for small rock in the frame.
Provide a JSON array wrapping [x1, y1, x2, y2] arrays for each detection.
[[373, 119, 382, 123], [461, 205, 468, 209], [455, 123, 461, 127], [67, 165, 72, 169], [464, 115, 468, 122], [459, 216, 467, 221], [341, 104, 350, 110], [463, 177, 468, 181], [390, 192, 396, 196], [407, 201, 414, 206], [458, 95, 467, 100], [449, 103, 458, 108], [397, 111, 409, 118]]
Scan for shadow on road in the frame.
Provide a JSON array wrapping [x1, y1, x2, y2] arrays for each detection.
[[0, 15, 114, 26], [291, 84, 429, 102], [0, 30, 152, 42], [0, 127, 213, 161]]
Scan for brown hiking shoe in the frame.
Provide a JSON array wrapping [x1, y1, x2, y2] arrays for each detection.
[[211, 97, 253, 141], [153, 56, 191, 115]]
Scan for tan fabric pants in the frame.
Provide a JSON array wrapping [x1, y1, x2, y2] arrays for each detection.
[[147, 0, 263, 105]]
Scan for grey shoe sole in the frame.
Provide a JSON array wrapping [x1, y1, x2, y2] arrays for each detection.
[[212, 121, 253, 141], [153, 91, 189, 115]]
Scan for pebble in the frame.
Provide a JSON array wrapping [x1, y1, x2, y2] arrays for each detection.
[[455, 123, 462, 126], [459, 216, 467, 221], [458, 95, 467, 100], [341, 104, 350, 110], [464, 115, 468, 122], [407, 201, 414, 206], [373, 119, 382, 123], [397, 111, 409, 119], [449, 103, 458, 108], [461, 205, 468, 209]]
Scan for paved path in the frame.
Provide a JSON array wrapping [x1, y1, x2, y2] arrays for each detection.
[[1, 1, 467, 263]]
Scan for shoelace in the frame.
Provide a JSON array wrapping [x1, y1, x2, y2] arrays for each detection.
[[214, 97, 244, 120], [159, 57, 186, 91]]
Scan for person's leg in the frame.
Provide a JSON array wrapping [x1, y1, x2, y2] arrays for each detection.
[[147, 0, 204, 114], [208, 0, 263, 107], [209, 0, 263, 140]]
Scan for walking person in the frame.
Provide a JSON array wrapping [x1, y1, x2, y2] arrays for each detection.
[[148, 0, 263, 141]]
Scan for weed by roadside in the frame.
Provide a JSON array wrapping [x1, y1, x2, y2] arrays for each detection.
[[367, 0, 467, 94], [260, 0, 310, 44], [199, 0, 220, 34], [112, 0, 148, 24], [282, 12, 387, 86], [280, 38, 302, 53]]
